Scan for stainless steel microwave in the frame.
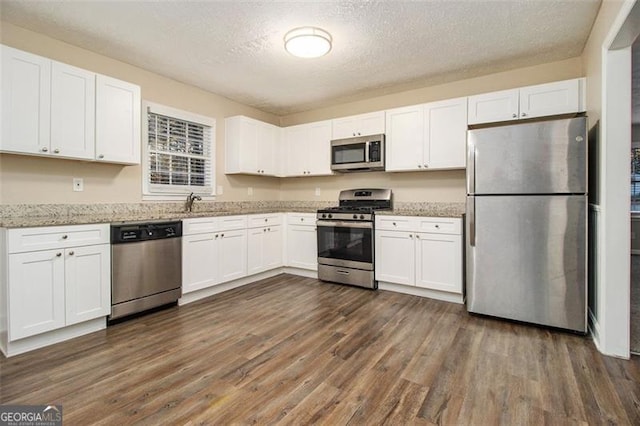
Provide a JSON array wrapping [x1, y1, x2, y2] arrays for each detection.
[[330, 134, 385, 172]]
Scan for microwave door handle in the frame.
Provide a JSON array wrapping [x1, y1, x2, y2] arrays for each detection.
[[365, 142, 370, 163]]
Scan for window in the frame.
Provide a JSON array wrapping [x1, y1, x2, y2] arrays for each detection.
[[143, 102, 215, 199]]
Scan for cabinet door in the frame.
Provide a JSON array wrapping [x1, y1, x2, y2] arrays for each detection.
[[358, 111, 386, 137], [331, 116, 359, 139], [385, 105, 424, 171], [95, 74, 141, 164], [415, 233, 462, 293], [284, 125, 308, 176], [259, 123, 279, 176], [286, 225, 317, 270], [225, 116, 258, 174], [8, 250, 65, 340], [519, 79, 581, 119], [65, 245, 110, 325], [51, 61, 96, 160], [264, 226, 283, 270], [424, 97, 467, 169], [467, 89, 519, 125], [247, 227, 266, 275], [182, 233, 219, 293], [1, 45, 51, 155], [218, 229, 247, 283], [306, 120, 332, 176], [374, 231, 415, 285]]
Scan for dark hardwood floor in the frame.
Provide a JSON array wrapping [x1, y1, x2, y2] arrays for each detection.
[[1, 273, 639, 425]]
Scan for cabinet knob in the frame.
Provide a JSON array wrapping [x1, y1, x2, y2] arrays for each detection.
[[416, 235, 420, 239], [423, 164, 428, 168], [215, 234, 219, 238], [512, 113, 517, 118], [268, 228, 271, 231], [357, 132, 361, 136], [56, 252, 62, 257], [98, 154, 104, 159], [265, 218, 268, 222], [352, 132, 356, 136], [392, 222, 397, 226], [418, 164, 422, 168], [69, 251, 74, 256], [435, 224, 440, 228], [62, 235, 68, 239], [264, 228, 267, 232], [301, 218, 304, 222], [41, 147, 48, 152], [521, 112, 527, 117], [409, 234, 413, 238], [221, 233, 225, 237], [53, 148, 60, 154]]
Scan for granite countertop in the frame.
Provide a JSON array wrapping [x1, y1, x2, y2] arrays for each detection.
[[0, 201, 464, 228]]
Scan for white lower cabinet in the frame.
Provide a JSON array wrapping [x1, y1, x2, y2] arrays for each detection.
[[2, 224, 111, 349], [285, 213, 317, 270], [375, 216, 462, 294], [182, 216, 248, 294], [248, 225, 283, 275]]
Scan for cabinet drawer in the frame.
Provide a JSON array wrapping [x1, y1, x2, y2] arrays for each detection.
[[7, 224, 110, 253], [218, 215, 248, 231], [248, 213, 282, 228], [375, 216, 416, 231], [183, 217, 218, 235], [416, 217, 461, 235], [287, 213, 316, 226]]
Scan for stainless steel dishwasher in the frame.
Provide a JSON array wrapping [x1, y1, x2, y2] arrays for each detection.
[[110, 220, 182, 320]]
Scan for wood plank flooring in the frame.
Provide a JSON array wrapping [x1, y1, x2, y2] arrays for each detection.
[[1, 273, 639, 425]]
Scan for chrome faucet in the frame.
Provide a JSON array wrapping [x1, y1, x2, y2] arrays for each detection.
[[185, 192, 202, 212]]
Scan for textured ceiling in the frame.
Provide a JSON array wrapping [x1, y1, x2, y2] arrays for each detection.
[[0, 0, 602, 116]]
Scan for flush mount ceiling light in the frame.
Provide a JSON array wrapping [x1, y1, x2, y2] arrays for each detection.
[[284, 27, 332, 58]]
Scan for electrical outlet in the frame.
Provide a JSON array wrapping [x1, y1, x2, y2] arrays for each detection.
[[217, 185, 224, 195], [73, 178, 84, 192], [248, 187, 253, 196], [315, 187, 321, 196]]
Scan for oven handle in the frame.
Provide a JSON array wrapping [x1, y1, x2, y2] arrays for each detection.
[[316, 220, 373, 229]]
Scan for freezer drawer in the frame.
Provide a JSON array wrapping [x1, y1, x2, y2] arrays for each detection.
[[467, 116, 587, 195], [465, 195, 587, 332]]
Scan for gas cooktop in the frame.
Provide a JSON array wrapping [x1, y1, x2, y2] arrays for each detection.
[[317, 188, 392, 221]]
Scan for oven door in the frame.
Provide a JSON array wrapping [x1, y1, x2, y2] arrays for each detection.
[[317, 220, 374, 270]]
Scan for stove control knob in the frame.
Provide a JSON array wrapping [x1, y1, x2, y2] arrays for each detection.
[[353, 214, 358, 219], [360, 215, 365, 220], [321, 213, 326, 218], [328, 214, 333, 219]]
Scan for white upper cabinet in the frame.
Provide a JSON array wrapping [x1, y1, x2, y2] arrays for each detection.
[[225, 115, 280, 176], [1, 45, 51, 155], [0, 44, 141, 164], [385, 105, 424, 171], [331, 111, 385, 139], [385, 98, 467, 171], [424, 97, 467, 169], [51, 61, 96, 160], [468, 78, 585, 125], [95, 74, 141, 164], [283, 120, 332, 177]]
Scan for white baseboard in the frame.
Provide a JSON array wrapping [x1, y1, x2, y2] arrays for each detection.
[[378, 281, 464, 304], [1, 318, 106, 358]]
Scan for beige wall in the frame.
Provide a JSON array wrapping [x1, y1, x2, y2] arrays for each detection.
[[0, 22, 281, 204], [1, 22, 585, 206]]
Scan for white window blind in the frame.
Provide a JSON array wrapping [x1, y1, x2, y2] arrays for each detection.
[[146, 107, 214, 195]]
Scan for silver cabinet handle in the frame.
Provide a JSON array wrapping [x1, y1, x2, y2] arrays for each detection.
[[53, 148, 60, 154], [41, 147, 48, 152], [68, 251, 74, 256], [62, 235, 68, 239], [56, 252, 62, 257], [512, 113, 517, 118], [98, 154, 104, 159]]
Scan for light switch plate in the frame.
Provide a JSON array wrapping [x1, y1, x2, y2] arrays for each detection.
[[315, 187, 321, 196], [217, 185, 224, 195], [73, 178, 84, 192], [247, 187, 253, 196]]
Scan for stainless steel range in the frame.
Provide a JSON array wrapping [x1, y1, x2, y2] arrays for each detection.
[[317, 188, 392, 289]]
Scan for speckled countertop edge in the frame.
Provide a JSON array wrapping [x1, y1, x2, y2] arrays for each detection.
[[0, 201, 465, 228]]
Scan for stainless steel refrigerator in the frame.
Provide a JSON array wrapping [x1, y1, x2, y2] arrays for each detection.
[[465, 116, 587, 333]]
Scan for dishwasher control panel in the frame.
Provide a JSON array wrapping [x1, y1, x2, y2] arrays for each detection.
[[111, 221, 183, 244]]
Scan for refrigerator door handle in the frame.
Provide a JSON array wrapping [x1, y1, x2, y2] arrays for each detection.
[[467, 131, 475, 194], [469, 197, 476, 246]]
